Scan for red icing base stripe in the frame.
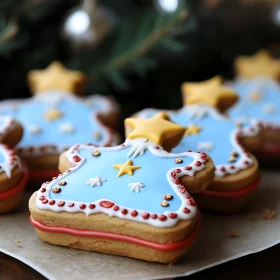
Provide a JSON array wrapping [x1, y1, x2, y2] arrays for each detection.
[[29, 169, 59, 181], [30, 214, 201, 252], [198, 175, 260, 198], [258, 144, 280, 155], [0, 164, 29, 200]]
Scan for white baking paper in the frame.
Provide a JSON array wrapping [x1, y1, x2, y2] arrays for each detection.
[[0, 170, 279, 280]]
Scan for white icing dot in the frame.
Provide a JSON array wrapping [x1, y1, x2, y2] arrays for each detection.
[[60, 123, 75, 134], [197, 142, 214, 152], [86, 176, 106, 187], [28, 124, 42, 135], [129, 182, 144, 193], [263, 103, 277, 115]]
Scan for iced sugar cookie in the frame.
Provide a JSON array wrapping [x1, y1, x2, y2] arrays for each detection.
[[0, 115, 28, 213], [229, 51, 280, 162], [135, 77, 262, 213], [0, 62, 119, 182], [29, 114, 215, 263]]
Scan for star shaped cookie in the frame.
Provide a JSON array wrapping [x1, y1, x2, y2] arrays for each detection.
[[125, 113, 186, 150], [181, 76, 238, 112], [235, 50, 280, 80], [28, 61, 86, 95]]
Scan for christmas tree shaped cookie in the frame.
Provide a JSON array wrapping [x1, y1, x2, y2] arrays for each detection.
[[0, 62, 119, 182], [135, 77, 262, 213], [228, 51, 280, 160], [0, 115, 28, 213], [29, 114, 215, 263]]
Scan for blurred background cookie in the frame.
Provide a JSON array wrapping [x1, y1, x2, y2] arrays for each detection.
[[134, 77, 262, 213], [228, 51, 280, 165], [0, 116, 28, 213], [0, 62, 120, 184]]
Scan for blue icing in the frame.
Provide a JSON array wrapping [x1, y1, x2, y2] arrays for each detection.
[[228, 79, 280, 125], [0, 94, 110, 149], [141, 107, 244, 166], [50, 146, 194, 214], [0, 150, 5, 164], [0, 120, 4, 129]]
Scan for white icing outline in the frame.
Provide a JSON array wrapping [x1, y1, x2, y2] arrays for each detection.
[[0, 91, 120, 156], [135, 104, 259, 177], [35, 138, 209, 228]]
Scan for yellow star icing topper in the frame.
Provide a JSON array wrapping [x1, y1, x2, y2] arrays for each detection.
[[28, 61, 86, 95], [113, 160, 140, 177], [44, 108, 64, 122], [235, 50, 280, 79], [185, 124, 202, 135], [125, 113, 186, 147], [181, 76, 238, 112]]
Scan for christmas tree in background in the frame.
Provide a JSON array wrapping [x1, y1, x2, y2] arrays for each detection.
[[0, 0, 280, 122]]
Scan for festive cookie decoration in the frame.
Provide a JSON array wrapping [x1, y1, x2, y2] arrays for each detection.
[[29, 115, 215, 263], [0, 115, 28, 213], [181, 76, 238, 112], [28, 61, 86, 95], [0, 62, 119, 181], [134, 78, 261, 213], [228, 51, 280, 157], [136, 105, 259, 178], [235, 50, 280, 80]]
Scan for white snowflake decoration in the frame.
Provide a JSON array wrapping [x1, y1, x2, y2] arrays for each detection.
[[28, 124, 42, 135], [86, 176, 106, 187], [263, 103, 277, 115], [129, 182, 145, 193], [59, 123, 75, 134], [197, 141, 214, 152]]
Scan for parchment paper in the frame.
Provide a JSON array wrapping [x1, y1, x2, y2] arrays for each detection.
[[1, 170, 279, 280]]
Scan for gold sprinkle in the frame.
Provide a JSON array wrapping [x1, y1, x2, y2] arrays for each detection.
[[143, 138, 148, 142], [92, 150, 101, 157], [231, 150, 239, 157], [58, 181, 67, 186], [164, 194, 173, 201], [228, 156, 236, 163], [93, 132, 101, 140], [16, 240, 21, 244], [52, 187, 61, 194], [236, 122, 243, 128], [161, 201, 169, 207], [175, 158, 183, 164]]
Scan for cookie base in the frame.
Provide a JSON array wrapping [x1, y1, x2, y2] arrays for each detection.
[[30, 214, 201, 264], [192, 175, 261, 214], [255, 144, 280, 166], [0, 165, 29, 213], [29, 169, 59, 187]]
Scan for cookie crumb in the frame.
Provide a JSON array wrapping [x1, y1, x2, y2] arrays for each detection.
[[262, 208, 276, 220], [16, 240, 21, 244], [228, 232, 239, 238]]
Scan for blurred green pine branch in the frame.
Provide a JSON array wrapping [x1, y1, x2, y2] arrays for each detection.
[[0, 0, 194, 98]]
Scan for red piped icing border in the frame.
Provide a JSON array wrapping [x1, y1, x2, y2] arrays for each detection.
[[0, 164, 29, 200], [30, 213, 201, 252], [198, 175, 260, 198]]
